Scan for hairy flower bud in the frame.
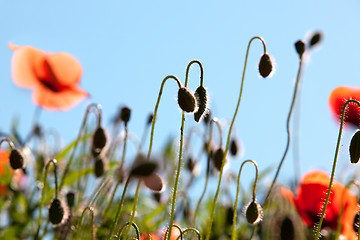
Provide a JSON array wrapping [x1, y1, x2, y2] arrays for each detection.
[[94, 157, 105, 178], [9, 148, 25, 170], [92, 127, 107, 154], [49, 198, 67, 225], [295, 40, 306, 57], [178, 87, 197, 113], [350, 130, 360, 164], [120, 106, 131, 123], [258, 53, 273, 78], [243, 200, 263, 225], [309, 31, 322, 48], [213, 147, 225, 171], [194, 86, 207, 122]]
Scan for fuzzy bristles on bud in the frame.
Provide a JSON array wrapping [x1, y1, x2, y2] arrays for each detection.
[[353, 211, 360, 233], [350, 130, 360, 164], [178, 87, 197, 113], [243, 200, 263, 225], [194, 86, 207, 122], [49, 198, 69, 226], [258, 53, 274, 78], [91, 127, 107, 156], [9, 148, 25, 170], [295, 40, 306, 58]]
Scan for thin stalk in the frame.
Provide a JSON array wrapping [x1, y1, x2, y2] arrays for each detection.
[[232, 160, 258, 240], [117, 222, 140, 240], [122, 179, 141, 239], [263, 54, 304, 205], [205, 36, 266, 240], [34, 159, 58, 240], [118, 122, 129, 179], [108, 176, 132, 238], [76, 206, 94, 240], [314, 99, 360, 240]]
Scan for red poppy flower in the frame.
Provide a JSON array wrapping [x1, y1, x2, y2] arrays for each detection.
[[329, 86, 360, 127], [0, 151, 10, 196], [280, 170, 359, 239], [10, 43, 88, 111]]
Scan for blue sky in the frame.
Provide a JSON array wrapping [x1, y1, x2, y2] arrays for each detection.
[[1, 1, 360, 196]]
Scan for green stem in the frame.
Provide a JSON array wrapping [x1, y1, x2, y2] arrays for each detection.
[[122, 180, 141, 239], [103, 178, 122, 219], [232, 160, 258, 240], [76, 206, 94, 240], [0, 137, 15, 150], [108, 176, 131, 239], [59, 103, 102, 191], [263, 54, 304, 206], [314, 99, 360, 240], [34, 159, 57, 240], [165, 224, 183, 240], [118, 122, 128, 178], [185, 60, 204, 87], [205, 36, 266, 240], [179, 228, 201, 240], [117, 222, 140, 240]]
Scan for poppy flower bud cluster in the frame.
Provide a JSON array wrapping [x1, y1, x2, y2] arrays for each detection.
[[177, 84, 208, 122]]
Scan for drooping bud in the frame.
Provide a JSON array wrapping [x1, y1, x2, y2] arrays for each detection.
[[230, 138, 239, 156], [91, 127, 107, 156], [66, 191, 75, 209], [280, 217, 295, 240], [243, 200, 263, 225], [353, 211, 360, 233], [258, 53, 273, 78], [120, 106, 131, 124], [49, 198, 66, 225], [350, 130, 360, 164], [143, 173, 165, 192], [213, 147, 225, 171], [203, 111, 211, 125], [295, 40, 306, 57], [309, 31, 322, 48], [130, 161, 158, 177], [147, 114, 153, 125], [94, 157, 105, 178], [9, 148, 25, 170], [178, 87, 197, 113], [194, 86, 207, 122]]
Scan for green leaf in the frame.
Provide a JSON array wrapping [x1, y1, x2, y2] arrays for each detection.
[[63, 167, 93, 186], [54, 133, 91, 162]]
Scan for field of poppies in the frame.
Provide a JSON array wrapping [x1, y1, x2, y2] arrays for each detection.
[[1, 32, 360, 240]]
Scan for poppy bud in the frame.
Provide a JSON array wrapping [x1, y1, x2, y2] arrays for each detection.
[[295, 40, 306, 57], [226, 206, 234, 226], [203, 111, 211, 125], [178, 87, 197, 113], [49, 198, 65, 225], [194, 86, 207, 122], [350, 130, 360, 164], [92, 127, 107, 154], [94, 157, 105, 178], [243, 200, 263, 225], [186, 156, 196, 173], [258, 53, 273, 78], [120, 106, 131, 123], [213, 147, 225, 171], [309, 31, 322, 48], [230, 138, 239, 156], [280, 217, 295, 240], [66, 191, 75, 209], [9, 148, 25, 170], [130, 161, 158, 177], [353, 211, 360, 233], [147, 114, 153, 125]]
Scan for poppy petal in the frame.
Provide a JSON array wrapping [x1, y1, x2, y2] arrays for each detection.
[[32, 85, 88, 111], [143, 173, 165, 193], [11, 45, 46, 89], [45, 52, 82, 86]]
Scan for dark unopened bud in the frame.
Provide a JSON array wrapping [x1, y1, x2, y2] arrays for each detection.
[[213, 147, 225, 171], [92, 127, 107, 154], [203, 111, 211, 125], [230, 138, 239, 156], [295, 40, 306, 57], [280, 217, 295, 240], [186, 156, 196, 173], [94, 157, 105, 178], [194, 86, 207, 122], [147, 114, 153, 125], [243, 200, 263, 225], [226, 206, 234, 226], [120, 106, 131, 123], [350, 130, 360, 164], [49, 198, 65, 225], [66, 191, 75, 208], [130, 161, 158, 177], [353, 211, 360, 233], [258, 53, 273, 78], [309, 31, 322, 47], [9, 148, 25, 170], [178, 87, 197, 113]]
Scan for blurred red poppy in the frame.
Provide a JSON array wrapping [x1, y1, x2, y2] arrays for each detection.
[[10, 43, 88, 111], [329, 86, 360, 128], [280, 170, 359, 239], [0, 151, 10, 196]]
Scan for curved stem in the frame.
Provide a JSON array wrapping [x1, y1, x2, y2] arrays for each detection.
[[314, 99, 360, 240], [77, 206, 94, 240], [263, 54, 304, 206], [59, 103, 102, 191], [117, 222, 140, 240], [193, 120, 214, 227], [231, 160, 258, 240], [165, 224, 183, 240], [34, 159, 58, 240], [212, 118, 223, 147], [185, 60, 204, 87], [108, 175, 131, 239], [205, 36, 266, 240], [122, 180, 141, 239], [147, 75, 182, 161], [0, 137, 15, 150], [179, 228, 201, 240]]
